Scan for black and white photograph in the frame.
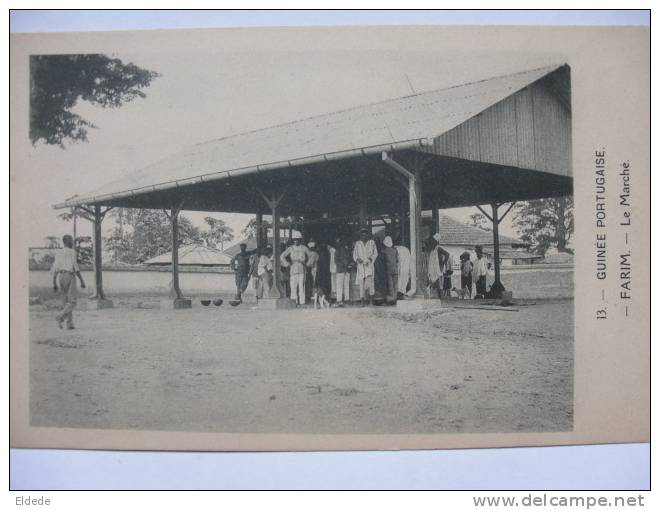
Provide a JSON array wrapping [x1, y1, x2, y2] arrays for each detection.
[[10, 24, 647, 452]]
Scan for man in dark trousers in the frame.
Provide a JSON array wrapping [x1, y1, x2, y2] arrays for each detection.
[[473, 245, 490, 298], [231, 243, 251, 303], [381, 236, 399, 305]]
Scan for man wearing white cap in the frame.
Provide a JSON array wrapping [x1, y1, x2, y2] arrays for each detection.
[[353, 227, 378, 305], [280, 231, 312, 305]]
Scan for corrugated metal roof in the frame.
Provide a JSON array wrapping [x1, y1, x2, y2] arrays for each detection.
[[57, 64, 562, 208], [143, 244, 232, 265]]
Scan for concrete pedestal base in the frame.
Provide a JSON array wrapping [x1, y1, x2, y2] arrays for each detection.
[[500, 291, 514, 306], [83, 298, 114, 310], [160, 298, 192, 309], [258, 297, 297, 310]]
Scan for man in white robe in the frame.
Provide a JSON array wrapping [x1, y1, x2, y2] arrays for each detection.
[[395, 242, 412, 297], [352, 228, 378, 305]]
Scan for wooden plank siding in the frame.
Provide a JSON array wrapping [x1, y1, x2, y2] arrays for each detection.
[[515, 87, 536, 170], [530, 82, 572, 177], [425, 80, 572, 178]]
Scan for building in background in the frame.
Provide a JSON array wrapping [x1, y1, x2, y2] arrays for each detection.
[[143, 244, 232, 269]]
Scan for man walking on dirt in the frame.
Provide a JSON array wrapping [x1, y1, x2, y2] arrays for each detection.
[[51, 234, 86, 330], [231, 243, 251, 303]]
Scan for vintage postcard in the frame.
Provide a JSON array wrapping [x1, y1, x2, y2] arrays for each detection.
[[10, 25, 649, 451]]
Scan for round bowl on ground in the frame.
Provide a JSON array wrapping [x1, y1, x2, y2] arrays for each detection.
[[201, 299, 211, 306]]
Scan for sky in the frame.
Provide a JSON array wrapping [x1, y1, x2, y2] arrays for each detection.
[[23, 41, 561, 248]]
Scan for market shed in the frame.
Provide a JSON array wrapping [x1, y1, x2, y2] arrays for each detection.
[[55, 64, 572, 306]]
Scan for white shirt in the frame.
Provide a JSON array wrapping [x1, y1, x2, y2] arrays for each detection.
[[257, 255, 272, 276], [280, 244, 311, 275], [353, 239, 378, 278], [328, 246, 337, 273], [472, 256, 489, 279], [50, 247, 79, 275]]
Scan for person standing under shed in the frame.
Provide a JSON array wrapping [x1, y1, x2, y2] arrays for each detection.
[[327, 242, 337, 300], [280, 232, 312, 305], [306, 240, 320, 301], [51, 234, 86, 330], [333, 235, 351, 307], [230, 243, 251, 303], [353, 227, 378, 306], [249, 247, 260, 298], [317, 240, 333, 297], [427, 236, 442, 297], [256, 246, 273, 299], [372, 236, 388, 304], [394, 239, 412, 299], [442, 249, 454, 298], [381, 236, 399, 304], [460, 252, 473, 297], [473, 245, 490, 298], [428, 234, 450, 298]]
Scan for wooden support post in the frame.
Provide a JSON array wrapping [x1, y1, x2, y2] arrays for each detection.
[[399, 196, 407, 245], [160, 202, 191, 308], [410, 168, 424, 296], [271, 202, 282, 298], [257, 189, 288, 302], [72, 207, 78, 256], [381, 151, 428, 297], [170, 207, 183, 300], [72, 204, 114, 309], [432, 204, 440, 236], [491, 202, 502, 290], [92, 205, 105, 300], [256, 212, 263, 252], [359, 195, 367, 228]]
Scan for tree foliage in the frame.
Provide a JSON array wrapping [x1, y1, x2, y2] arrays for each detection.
[[104, 208, 201, 264], [75, 235, 93, 265], [512, 197, 574, 256], [30, 54, 159, 146], [201, 217, 234, 251], [241, 216, 301, 240], [241, 217, 271, 240], [45, 236, 61, 248], [467, 212, 491, 232]]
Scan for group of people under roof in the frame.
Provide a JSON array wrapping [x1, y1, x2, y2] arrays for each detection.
[[46, 225, 494, 331], [230, 225, 493, 307]]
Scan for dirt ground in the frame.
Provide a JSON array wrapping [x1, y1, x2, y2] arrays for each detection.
[[29, 297, 573, 434]]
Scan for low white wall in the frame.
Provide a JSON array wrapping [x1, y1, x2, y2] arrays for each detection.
[[31, 265, 574, 300]]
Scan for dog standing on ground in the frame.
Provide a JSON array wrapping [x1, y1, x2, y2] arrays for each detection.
[[313, 286, 330, 309], [451, 287, 471, 300]]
